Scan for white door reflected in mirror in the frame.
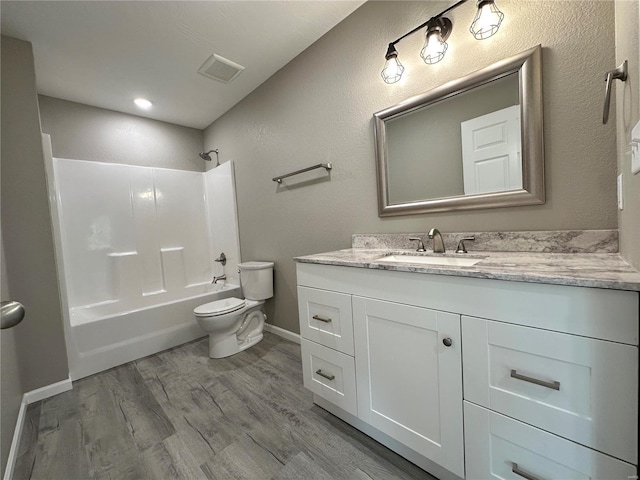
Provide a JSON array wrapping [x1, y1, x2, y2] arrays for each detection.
[[461, 104, 522, 195]]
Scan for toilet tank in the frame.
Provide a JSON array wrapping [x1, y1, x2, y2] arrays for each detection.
[[238, 261, 274, 301]]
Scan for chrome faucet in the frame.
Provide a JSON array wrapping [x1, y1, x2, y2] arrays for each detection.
[[212, 274, 227, 284], [428, 228, 445, 253]]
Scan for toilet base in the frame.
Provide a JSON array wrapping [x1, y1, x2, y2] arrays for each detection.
[[208, 331, 264, 358], [207, 309, 266, 358]]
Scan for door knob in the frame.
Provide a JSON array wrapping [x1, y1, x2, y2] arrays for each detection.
[[1, 301, 25, 329], [442, 337, 453, 347]]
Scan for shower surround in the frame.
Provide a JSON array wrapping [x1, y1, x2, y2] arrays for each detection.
[[44, 136, 241, 379]]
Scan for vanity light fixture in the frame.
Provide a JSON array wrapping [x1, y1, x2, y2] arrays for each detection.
[[381, 44, 405, 84], [134, 97, 153, 109], [381, 0, 504, 83], [470, 0, 505, 40], [420, 18, 452, 65]]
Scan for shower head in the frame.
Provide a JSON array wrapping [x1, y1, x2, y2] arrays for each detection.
[[199, 149, 216, 161], [199, 149, 220, 166]]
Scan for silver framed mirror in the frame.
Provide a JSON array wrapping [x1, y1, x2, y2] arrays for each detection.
[[374, 45, 544, 216]]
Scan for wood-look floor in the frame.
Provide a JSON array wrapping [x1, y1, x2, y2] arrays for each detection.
[[13, 332, 436, 480]]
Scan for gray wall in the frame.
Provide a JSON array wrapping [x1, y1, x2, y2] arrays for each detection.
[[616, 0, 640, 270], [39, 95, 205, 171], [0, 36, 69, 470], [204, 1, 619, 334], [1, 235, 23, 475]]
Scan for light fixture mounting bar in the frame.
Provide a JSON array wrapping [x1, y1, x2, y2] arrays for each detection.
[[387, 0, 469, 48]]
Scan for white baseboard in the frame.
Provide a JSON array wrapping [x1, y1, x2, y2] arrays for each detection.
[[23, 377, 72, 404], [3, 377, 73, 480], [263, 323, 300, 344], [3, 399, 27, 480]]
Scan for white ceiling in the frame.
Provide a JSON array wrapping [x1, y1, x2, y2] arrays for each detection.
[[1, 1, 364, 129]]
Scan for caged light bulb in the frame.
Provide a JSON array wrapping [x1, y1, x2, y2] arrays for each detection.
[[470, 0, 504, 40], [420, 27, 448, 64], [381, 44, 405, 84]]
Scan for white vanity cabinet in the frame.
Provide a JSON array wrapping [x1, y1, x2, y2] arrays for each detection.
[[298, 284, 465, 478], [463, 315, 638, 465], [296, 261, 639, 480], [298, 286, 357, 416], [353, 297, 464, 477], [464, 402, 637, 479]]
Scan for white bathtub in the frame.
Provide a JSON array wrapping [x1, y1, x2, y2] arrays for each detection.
[[44, 150, 244, 380], [67, 282, 240, 380]]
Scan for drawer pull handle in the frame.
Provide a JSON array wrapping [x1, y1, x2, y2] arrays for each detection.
[[312, 315, 332, 323], [315, 369, 335, 381], [511, 370, 560, 391], [512, 462, 544, 480]]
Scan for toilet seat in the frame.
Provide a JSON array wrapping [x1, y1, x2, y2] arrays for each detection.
[[194, 297, 246, 317]]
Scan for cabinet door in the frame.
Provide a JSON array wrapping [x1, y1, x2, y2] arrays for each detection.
[[464, 401, 636, 479], [463, 316, 638, 464], [353, 296, 464, 478]]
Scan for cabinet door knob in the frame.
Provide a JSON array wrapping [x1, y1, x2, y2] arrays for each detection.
[[442, 337, 452, 347]]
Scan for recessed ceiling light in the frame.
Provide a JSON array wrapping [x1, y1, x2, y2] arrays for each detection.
[[134, 98, 152, 109]]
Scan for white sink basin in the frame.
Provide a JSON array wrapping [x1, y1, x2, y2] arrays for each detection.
[[376, 254, 484, 267]]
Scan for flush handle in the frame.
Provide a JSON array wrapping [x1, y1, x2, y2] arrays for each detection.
[[603, 60, 628, 124]]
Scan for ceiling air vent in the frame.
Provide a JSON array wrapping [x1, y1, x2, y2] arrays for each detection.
[[197, 54, 244, 84]]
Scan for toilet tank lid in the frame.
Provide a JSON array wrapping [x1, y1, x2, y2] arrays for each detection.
[[238, 261, 274, 270]]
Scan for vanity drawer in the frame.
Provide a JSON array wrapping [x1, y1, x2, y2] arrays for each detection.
[[462, 315, 638, 464], [300, 338, 357, 416], [298, 286, 354, 355], [464, 401, 636, 480]]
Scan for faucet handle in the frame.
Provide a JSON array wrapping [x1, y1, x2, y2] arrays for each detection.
[[409, 237, 426, 252], [455, 236, 476, 254], [214, 252, 227, 266]]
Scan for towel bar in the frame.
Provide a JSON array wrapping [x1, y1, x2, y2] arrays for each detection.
[[273, 163, 332, 183]]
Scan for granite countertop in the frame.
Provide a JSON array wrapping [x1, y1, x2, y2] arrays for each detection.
[[295, 248, 640, 292]]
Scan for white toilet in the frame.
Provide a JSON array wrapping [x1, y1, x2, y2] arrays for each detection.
[[194, 261, 274, 358]]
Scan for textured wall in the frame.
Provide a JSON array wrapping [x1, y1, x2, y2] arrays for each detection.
[[204, 1, 617, 334], [0, 235, 23, 475], [39, 95, 205, 171], [616, 0, 640, 269], [0, 36, 69, 391]]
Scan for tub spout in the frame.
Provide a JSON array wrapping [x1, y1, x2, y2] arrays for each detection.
[[212, 274, 227, 284]]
